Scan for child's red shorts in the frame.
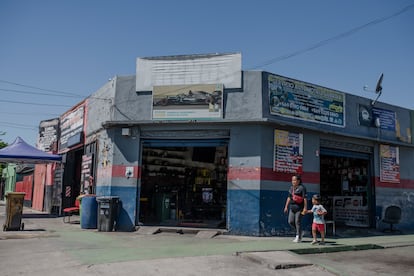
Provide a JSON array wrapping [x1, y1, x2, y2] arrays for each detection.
[[312, 222, 325, 232]]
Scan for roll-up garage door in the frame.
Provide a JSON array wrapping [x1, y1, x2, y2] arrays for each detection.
[[320, 148, 371, 160], [142, 139, 228, 147]]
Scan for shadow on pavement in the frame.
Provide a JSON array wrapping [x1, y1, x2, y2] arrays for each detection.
[[22, 213, 58, 219]]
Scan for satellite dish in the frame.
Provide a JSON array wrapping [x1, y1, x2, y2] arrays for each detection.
[[375, 73, 384, 94], [372, 73, 384, 105]]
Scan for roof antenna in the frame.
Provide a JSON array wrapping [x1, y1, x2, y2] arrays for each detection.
[[371, 73, 383, 106]]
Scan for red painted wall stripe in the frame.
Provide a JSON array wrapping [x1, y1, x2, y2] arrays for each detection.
[[112, 165, 140, 178], [227, 166, 261, 180], [228, 167, 320, 184], [228, 166, 414, 189], [375, 177, 414, 189], [110, 164, 414, 190]]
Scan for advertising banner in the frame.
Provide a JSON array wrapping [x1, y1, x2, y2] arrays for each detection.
[[153, 84, 223, 120], [380, 144, 400, 183], [273, 129, 303, 173], [333, 196, 369, 227], [58, 105, 84, 152], [372, 107, 396, 131], [38, 118, 59, 152], [80, 154, 94, 194], [358, 105, 396, 131], [269, 75, 345, 127]]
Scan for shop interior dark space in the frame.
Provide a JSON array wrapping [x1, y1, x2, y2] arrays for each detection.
[[61, 149, 83, 210], [320, 154, 372, 228], [140, 146, 228, 229]]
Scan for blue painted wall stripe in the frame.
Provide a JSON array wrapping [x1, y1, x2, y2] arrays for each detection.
[[96, 185, 137, 231]]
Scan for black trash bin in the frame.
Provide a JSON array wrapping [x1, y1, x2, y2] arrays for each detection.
[[96, 196, 119, 232], [3, 192, 25, 231]]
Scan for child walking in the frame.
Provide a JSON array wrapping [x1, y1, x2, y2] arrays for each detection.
[[304, 194, 327, 245]]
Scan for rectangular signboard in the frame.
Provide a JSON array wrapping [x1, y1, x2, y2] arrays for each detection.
[[153, 84, 223, 120], [372, 107, 396, 131], [59, 104, 84, 152], [273, 129, 303, 173], [38, 118, 59, 152], [269, 75, 345, 127], [137, 53, 242, 91], [380, 144, 400, 183], [333, 196, 369, 227]]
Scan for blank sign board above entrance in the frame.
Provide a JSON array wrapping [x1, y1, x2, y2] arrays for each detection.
[[136, 53, 242, 91]]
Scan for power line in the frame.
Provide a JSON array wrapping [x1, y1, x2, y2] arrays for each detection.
[[0, 88, 82, 98], [0, 121, 38, 129], [0, 4, 412, 109], [0, 99, 72, 107], [0, 79, 84, 97], [249, 3, 414, 70], [0, 82, 111, 101], [0, 111, 60, 116]]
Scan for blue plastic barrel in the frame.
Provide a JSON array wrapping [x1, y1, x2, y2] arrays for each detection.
[[80, 195, 97, 229]]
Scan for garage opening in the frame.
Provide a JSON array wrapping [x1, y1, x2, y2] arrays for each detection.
[[320, 148, 374, 228], [139, 140, 228, 229]]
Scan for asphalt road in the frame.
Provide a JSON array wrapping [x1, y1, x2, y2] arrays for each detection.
[[1, 230, 413, 276], [303, 245, 414, 276], [1, 202, 414, 276]]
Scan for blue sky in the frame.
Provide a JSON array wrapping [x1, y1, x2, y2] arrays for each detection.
[[1, 0, 413, 146]]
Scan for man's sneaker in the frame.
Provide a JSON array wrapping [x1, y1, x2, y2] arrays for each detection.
[[311, 240, 318, 245], [292, 235, 301, 243], [319, 241, 325, 245], [301, 231, 305, 239]]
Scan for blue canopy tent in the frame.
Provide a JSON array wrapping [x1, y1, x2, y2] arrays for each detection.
[[0, 136, 61, 163]]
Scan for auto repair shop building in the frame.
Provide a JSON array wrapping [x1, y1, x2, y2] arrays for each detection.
[[77, 52, 414, 235]]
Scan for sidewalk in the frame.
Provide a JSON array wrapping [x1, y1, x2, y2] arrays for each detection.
[[1, 200, 414, 272]]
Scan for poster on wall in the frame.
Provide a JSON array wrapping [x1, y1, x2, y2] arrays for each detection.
[[80, 154, 94, 194], [333, 196, 369, 227], [380, 144, 400, 183], [372, 107, 396, 131], [273, 129, 303, 173], [38, 118, 59, 152], [358, 105, 373, 127], [59, 104, 84, 153], [358, 105, 396, 130], [268, 75, 345, 127], [152, 84, 223, 120]]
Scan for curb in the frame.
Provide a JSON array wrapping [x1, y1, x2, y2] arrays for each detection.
[[236, 250, 313, 270], [377, 241, 414, 249], [290, 243, 384, 255]]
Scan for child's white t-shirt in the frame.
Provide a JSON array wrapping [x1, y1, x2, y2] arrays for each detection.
[[311, 204, 327, 224]]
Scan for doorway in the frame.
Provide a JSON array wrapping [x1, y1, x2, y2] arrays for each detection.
[[320, 150, 373, 228], [61, 148, 83, 211], [139, 145, 228, 229]]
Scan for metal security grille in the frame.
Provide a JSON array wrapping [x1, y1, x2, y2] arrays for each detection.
[[320, 139, 373, 154]]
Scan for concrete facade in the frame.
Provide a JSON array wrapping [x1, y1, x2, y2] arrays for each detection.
[[74, 54, 414, 236]]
